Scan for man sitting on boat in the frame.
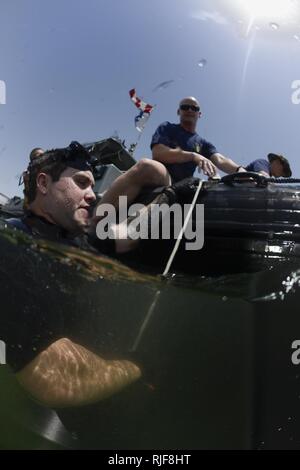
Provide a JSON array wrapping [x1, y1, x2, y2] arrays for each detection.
[[245, 153, 292, 178], [151, 96, 245, 182]]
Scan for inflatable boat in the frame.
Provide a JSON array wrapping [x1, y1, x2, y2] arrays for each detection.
[[130, 173, 300, 275]]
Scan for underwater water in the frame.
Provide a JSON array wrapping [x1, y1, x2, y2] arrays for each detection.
[[1, 227, 300, 449]]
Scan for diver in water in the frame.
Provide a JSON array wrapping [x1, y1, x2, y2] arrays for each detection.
[[5, 142, 142, 409], [16, 140, 173, 253], [12, 141, 173, 252]]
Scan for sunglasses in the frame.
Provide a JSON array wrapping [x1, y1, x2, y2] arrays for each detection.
[[180, 104, 200, 112]]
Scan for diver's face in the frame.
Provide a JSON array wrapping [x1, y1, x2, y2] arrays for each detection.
[[46, 167, 96, 234]]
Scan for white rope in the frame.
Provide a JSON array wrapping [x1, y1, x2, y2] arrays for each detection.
[[162, 179, 203, 277], [130, 290, 161, 352], [130, 179, 204, 352]]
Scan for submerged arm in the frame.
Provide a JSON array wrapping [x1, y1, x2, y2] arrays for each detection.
[[16, 338, 141, 408]]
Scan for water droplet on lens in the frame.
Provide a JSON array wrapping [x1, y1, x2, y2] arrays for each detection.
[[198, 59, 207, 68], [269, 22, 279, 30]]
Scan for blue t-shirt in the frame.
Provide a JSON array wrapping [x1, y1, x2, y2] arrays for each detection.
[[150, 121, 217, 182], [245, 159, 271, 175]]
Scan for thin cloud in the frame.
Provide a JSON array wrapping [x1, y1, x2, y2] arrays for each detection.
[[152, 80, 175, 92], [191, 10, 228, 25]]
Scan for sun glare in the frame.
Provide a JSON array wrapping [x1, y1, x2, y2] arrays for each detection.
[[236, 0, 297, 21]]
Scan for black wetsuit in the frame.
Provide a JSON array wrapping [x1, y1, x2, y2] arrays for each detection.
[[1, 212, 162, 449], [6, 211, 114, 254], [3, 212, 115, 373]]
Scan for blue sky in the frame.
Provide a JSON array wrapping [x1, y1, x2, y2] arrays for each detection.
[[1, 0, 300, 196]]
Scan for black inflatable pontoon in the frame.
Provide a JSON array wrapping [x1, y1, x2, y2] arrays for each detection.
[[133, 172, 300, 275]]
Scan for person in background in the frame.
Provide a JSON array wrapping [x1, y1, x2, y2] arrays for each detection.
[[29, 147, 44, 161], [245, 153, 292, 178], [23, 147, 45, 209]]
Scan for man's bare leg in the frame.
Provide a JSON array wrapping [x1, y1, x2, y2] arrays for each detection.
[[112, 187, 174, 254], [99, 158, 171, 209], [95, 158, 171, 254]]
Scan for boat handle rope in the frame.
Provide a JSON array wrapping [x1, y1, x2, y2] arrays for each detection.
[[264, 177, 300, 183], [222, 172, 300, 186]]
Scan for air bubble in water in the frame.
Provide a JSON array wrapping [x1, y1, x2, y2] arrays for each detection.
[[269, 22, 279, 30]]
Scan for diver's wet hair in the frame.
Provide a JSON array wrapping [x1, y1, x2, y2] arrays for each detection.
[[25, 149, 69, 204], [25, 142, 92, 204]]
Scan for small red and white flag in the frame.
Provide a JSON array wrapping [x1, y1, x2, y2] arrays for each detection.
[[129, 89, 154, 114], [129, 89, 154, 132]]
